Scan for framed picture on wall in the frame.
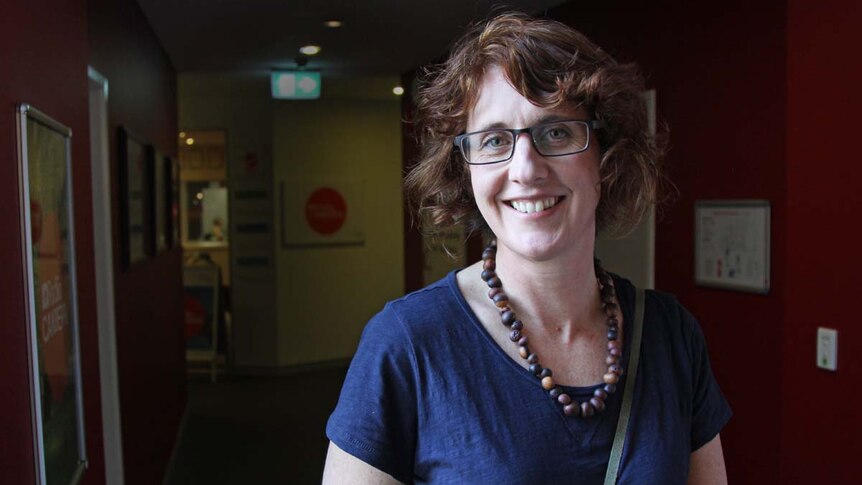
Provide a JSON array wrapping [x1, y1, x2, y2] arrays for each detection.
[[17, 103, 88, 485], [153, 150, 171, 252], [170, 156, 180, 247], [694, 199, 771, 294], [118, 126, 153, 268]]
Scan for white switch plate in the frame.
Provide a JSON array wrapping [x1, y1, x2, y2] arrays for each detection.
[[816, 327, 838, 371]]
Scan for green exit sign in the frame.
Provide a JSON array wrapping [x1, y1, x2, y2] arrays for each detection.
[[271, 71, 321, 99]]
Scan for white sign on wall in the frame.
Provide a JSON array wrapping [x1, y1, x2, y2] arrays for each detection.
[[280, 179, 365, 247], [694, 200, 770, 294]]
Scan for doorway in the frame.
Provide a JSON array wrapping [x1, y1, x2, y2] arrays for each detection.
[[178, 130, 231, 378], [594, 89, 657, 289]]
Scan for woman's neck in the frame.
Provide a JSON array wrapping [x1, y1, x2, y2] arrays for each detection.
[[492, 241, 603, 340]]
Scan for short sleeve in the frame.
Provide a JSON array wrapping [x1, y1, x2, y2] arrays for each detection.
[[681, 305, 733, 451], [326, 305, 418, 483]]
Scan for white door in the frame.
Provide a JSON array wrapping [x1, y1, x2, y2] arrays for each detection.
[[88, 67, 125, 485]]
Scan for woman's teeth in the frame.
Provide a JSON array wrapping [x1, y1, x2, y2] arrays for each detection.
[[510, 197, 559, 214]]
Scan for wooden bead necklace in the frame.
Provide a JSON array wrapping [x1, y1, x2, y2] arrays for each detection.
[[481, 241, 624, 418]]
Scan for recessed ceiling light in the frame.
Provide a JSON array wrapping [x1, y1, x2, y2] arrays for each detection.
[[392, 86, 405, 96], [185, 137, 195, 146], [299, 45, 321, 56], [179, 131, 186, 138], [324, 20, 343, 28]]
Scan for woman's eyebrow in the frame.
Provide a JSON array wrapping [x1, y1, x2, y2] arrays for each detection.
[[469, 121, 509, 132], [468, 111, 580, 132], [536, 113, 580, 124]]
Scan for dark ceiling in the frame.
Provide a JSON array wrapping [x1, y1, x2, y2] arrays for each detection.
[[137, 0, 568, 78]]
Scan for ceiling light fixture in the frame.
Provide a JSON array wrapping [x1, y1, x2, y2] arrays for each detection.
[[324, 20, 343, 28], [299, 45, 321, 56], [392, 86, 405, 96], [185, 137, 195, 146]]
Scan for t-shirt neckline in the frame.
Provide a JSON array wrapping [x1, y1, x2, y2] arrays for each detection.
[[446, 268, 635, 398]]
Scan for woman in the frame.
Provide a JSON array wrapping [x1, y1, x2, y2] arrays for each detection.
[[323, 13, 731, 484]]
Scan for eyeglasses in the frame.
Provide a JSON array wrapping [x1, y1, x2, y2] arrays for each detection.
[[453, 119, 602, 165]]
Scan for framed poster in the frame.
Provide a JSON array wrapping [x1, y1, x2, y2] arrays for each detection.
[[17, 104, 88, 484], [117, 127, 152, 267], [694, 200, 770, 294], [153, 150, 171, 252], [170, 157, 180, 247]]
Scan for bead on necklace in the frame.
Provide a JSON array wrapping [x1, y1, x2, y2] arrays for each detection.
[[481, 241, 624, 418]]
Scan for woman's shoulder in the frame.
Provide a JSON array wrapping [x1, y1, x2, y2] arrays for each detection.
[[383, 271, 463, 322], [611, 274, 703, 348], [366, 270, 468, 338]]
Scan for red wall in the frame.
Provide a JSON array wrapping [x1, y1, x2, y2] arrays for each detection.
[[551, 1, 787, 482], [1, 1, 184, 483], [650, 4, 787, 483], [782, 1, 862, 483], [88, 0, 186, 484], [0, 1, 106, 483]]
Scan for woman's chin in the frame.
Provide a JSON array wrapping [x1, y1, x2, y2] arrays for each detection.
[[498, 235, 564, 262]]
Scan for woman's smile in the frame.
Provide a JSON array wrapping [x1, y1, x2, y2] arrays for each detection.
[[506, 196, 563, 214]]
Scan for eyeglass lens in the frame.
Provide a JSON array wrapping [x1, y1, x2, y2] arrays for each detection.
[[461, 120, 590, 164]]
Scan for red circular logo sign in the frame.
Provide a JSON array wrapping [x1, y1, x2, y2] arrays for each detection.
[[305, 187, 347, 235]]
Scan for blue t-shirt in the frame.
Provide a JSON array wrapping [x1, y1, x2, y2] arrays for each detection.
[[327, 271, 731, 484]]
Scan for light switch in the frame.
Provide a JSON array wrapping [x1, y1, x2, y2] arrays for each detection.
[[816, 327, 838, 371]]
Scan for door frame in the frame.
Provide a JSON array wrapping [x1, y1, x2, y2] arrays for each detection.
[[88, 66, 125, 485]]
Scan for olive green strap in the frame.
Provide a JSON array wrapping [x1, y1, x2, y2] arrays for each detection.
[[604, 287, 645, 485]]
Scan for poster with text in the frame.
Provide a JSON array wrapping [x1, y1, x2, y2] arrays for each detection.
[[19, 104, 87, 484]]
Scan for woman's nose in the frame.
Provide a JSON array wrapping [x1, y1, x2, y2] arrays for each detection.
[[507, 133, 548, 185]]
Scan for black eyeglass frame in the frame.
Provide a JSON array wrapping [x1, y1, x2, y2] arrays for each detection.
[[453, 119, 603, 165]]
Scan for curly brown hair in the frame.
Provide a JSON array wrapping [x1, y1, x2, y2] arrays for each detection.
[[404, 12, 669, 238]]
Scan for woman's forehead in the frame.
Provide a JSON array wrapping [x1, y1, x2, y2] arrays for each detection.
[[468, 68, 584, 131]]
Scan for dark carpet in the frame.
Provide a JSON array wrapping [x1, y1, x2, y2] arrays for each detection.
[[164, 365, 348, 484]]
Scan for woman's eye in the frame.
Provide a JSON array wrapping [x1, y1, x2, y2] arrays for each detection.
[[542, 126, 571, 140], [480, 134, 509, 150]]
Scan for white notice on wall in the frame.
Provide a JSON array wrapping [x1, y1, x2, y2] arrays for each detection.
[[694, 200, 770, 294]]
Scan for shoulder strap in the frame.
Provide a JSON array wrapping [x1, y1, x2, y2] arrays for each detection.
[[604, 287, 645, 485]]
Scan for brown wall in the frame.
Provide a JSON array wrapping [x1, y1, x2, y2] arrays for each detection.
[[651, 4, 787, 481], [550, 0, 860, 482], [0, 0, 105, 483], [550, 0, 787, 482], [88, 0, 185, 484], [782, 1, 862, 482]]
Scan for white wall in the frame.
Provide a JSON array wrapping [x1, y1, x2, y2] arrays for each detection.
[[273, 89, 404, 365]]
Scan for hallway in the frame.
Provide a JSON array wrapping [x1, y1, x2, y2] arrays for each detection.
[[165, 367, 348, 484], [4, 1, 862, 483]]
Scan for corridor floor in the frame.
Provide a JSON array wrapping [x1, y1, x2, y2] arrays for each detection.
[[165, 365, 348, 484]]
